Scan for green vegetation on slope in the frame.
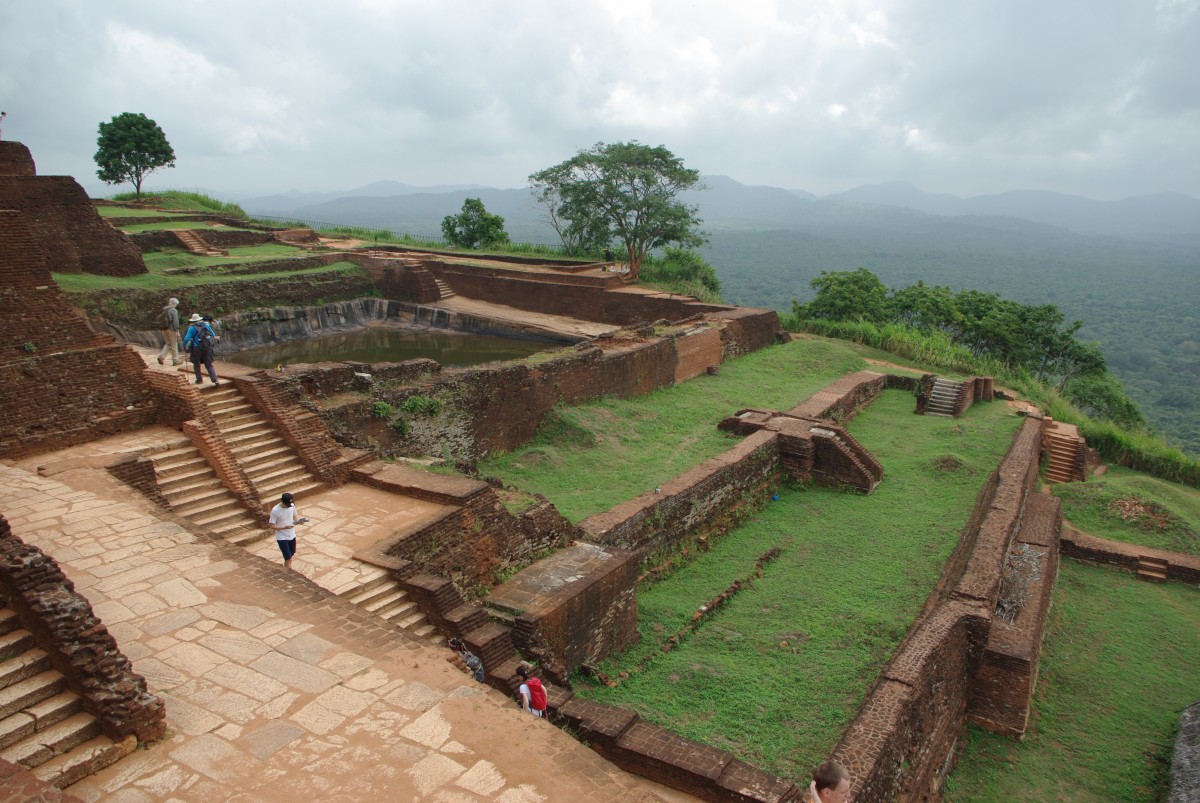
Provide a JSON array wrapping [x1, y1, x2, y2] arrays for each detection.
[[94, 205, 189, 218], [106, 189, 248, 217], [575, 390, 1022, 779], [479, 339, 866, 522], [53, 258, 367, 293], [946, 559, 1200, 802], [116, 221, 255, 233], [1053, 466, 1200, 556]]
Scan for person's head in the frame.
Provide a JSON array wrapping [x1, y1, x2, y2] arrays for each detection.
[[281, 492, 294, 508], [188, 313, 202, 323], [167, 297, 179, 307], [516, 665, 530, 680], [202, 314, 214, 322], [448, 637, 464, 651], [813, 761, 851, 803]]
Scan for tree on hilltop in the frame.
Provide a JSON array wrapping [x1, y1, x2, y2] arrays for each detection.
[[529, 141, 705, 281], [94, 113, 176, 200], [441, 197, 510, 249]]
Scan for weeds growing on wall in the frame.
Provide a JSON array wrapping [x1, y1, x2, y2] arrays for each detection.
[[945, 560, 1200, 801], [574, 391, 1022, 779]]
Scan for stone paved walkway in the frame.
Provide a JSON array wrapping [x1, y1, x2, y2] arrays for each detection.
[[0, 463, 686, 802]]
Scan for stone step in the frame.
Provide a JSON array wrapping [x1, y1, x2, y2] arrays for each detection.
[[1137, 567, 1168, 583], [244, 457, 307, 481], [0, 651, 52, 693], [362, 589, 408, 615], [219, 419, 275, 439], [167, 486, 235, 515], [378, 599, 418, 621], [189, 500, 254, 527], [207, 400, 254, 415], [1, 711, 101, 770], [235, 445, 294, 469], [227, 431, 285, 453], [0, 630, 34, 663], [153, 452, 208, 477], [214, 412, 268, 431], [226, 527, 270, 547], [32, 733, 136, 789], [0, 690, 80, 750], [346, 581, 400, 607], [0, 610, 18, 639], [256, 478, 321, 504], [156, 466, 218, 492], [0, 672, 68, 722]]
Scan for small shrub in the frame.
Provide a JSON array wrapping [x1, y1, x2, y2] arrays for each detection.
[[390, 417, 410, 436], [372, 401, 395, 419], [402, 395, 442, 417], [22, 342, 36, 352]]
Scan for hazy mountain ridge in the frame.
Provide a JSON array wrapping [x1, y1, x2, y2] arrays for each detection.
[[239, 177, 1200, 455]]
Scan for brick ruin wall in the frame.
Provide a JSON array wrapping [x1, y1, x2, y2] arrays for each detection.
[[0, 210, 155, 458], [830, 416, 1049, 800], [0, 513, 166, 744], [0, 142, 37, 177], [579, 429, 780, 555], [0, 146, 145, 277], [127, 229, 274, 252], [1060, 527, 1200, 585]]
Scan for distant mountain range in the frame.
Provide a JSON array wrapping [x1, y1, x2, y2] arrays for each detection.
[[239, 175, 1200, 457]]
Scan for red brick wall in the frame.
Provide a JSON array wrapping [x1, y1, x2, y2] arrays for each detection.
[[0, 175, 145, 277], [0, 514, 166, 743], [0, 210, 156, 458], [673, 326, 724, 383], [0, 142, 36, 176]]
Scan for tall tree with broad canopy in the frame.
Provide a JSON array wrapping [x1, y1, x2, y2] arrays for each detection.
[[528, 141, 704, 280], [94, 113, 176, 199], [441, 197, 510, 249]]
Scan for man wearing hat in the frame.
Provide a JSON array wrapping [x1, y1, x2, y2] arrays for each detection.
[[182, 313, 219, 385], [268, 492, 308, 569], [156, 297, 183, 366]]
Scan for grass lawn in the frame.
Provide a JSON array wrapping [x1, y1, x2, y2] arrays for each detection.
[[945, 559, 1200, 801], [53, 259, 367, 293], [479, 339, 867, 522], [574, 390, 1023, 779], [1053, 466, 1200, 556], [94, 205, 189, 218], [116, 221, 255, 233]]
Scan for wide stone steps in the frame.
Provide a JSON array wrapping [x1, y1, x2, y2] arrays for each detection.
[[925, 378, 963, 417], [1137, 555, 1169, 583], [434, 278, 456, 300], [0, 610, 130, 788], [1045, 432, 1081, 485], [173, 229, 226, 257], [152, 444, 260, 537], [339, 576, 435, 639]]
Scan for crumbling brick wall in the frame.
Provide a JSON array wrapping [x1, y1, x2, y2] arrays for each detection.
[[0, 513, 166, 744], [0, 141, 36, 177], [0, 210, 155, 458], [673, 325, 724, 383]]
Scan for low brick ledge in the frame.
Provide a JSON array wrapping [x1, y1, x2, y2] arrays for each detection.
[[351, 461, 489, 504], [1060, 526, 1200, 585]]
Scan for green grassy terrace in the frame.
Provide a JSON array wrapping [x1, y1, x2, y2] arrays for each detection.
[[1053, 466, 1200, 556], [115, 221, 257, 233], [946, 559, 1200, 801], [569, 390, 1022, 779], [480, 339, 867, 522]]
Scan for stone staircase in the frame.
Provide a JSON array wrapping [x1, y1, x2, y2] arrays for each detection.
[[337, 570, 438, 640], [201, 385, 324, 519], [433, 277, 456, 300], [1044, 421, 1085, 484], [172, 229, 227, 257], [925, 377, 962, 417], [152, 444, 260, 539], [1136, 555, 1169, 584], [0, 609, 134, 788]]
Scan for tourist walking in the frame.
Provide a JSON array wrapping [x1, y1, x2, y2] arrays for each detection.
[[268, 492, 308, 570], [182, 313, 219, 385], [516, 665, 547, 718], [156, 297, 182, 366]]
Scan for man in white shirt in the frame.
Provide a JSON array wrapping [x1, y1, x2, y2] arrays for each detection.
[[268, 492, 307, 569]]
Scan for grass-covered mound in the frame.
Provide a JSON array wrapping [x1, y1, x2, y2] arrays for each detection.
[[479, 338, 867, 522], [945, 559, 1200, 801], [1053, 466, 1200, 556], [573, 390, 1022, 779], [105, 189, 248, 217]]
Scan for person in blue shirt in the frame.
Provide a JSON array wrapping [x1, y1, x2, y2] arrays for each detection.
[[182, 313, 220, 385]]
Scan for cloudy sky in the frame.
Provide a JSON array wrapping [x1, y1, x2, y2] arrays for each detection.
[[2, 0, 1197, 200]]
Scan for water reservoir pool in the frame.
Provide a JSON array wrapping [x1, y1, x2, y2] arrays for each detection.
[[224, 326, 555, 369]]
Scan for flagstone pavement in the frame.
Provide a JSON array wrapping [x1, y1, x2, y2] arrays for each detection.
[[0, 462, 689, 802]]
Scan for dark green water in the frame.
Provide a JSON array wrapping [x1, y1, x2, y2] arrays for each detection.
[[225, 327, 554, 369]]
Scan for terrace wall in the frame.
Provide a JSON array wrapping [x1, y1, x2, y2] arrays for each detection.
[[0, 210, 155, 458], [0, 145, 145, 277], [1060, 527, 1200, 585]]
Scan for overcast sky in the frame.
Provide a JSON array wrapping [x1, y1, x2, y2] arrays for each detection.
[[2, 0, 1197, 200]]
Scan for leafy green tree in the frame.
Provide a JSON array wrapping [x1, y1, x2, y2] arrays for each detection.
[[441, 197, 510, 249], [1065, 373, 1145, 429], [529, 179, 611, 257], [889, 281, 961, 333], [528, 141, 704, 280], [639, 247, 722, 302], [94, 113, 176, 199], [794, 268, 890, 323]]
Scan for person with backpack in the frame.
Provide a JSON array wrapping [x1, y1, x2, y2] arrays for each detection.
[[156, 297, 182, 366], [448, 637, 485, 683], [182, 313, 220, 385], [516, 665, 547, 718]]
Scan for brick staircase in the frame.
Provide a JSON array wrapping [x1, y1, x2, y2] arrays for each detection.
[[1044, 421, 1085, 484], [201, 385, 323, 517], [1136, 555, 1169, 583], [337, 569, 437, 640], [433, 277, 456, 300], [925, 377, 962, 417], [0, 609, 134, 788], [152, 444, 260, 539], [172, 229, 227, 257]]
